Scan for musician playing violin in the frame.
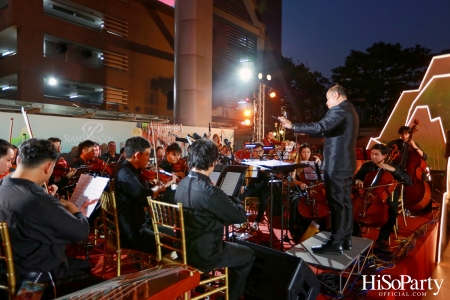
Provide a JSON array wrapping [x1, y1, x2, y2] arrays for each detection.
[[155, 146, 165, 165], [71, 140, 96, 168], [0, 139, 14, 179], [158, 142, 184, 204], [388, 126, 427, 161], [234, 140, 251, 164], [353, 143, 411, 252], [114, 136, 175, 254], [9, 144, 18, 172], [48, 137, 77, 191]]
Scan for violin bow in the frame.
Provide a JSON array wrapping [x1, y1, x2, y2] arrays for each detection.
[[9, 118, 13, 143], [149, 121, 160, 183], [21, 107, 49, 193]]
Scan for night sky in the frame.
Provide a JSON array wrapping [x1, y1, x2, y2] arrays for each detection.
[[282, 0, 450, 79]]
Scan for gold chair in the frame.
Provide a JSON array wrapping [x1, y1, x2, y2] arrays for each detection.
[[0, 222, 16, 300], [100, 192, 154, 277], [148, 198, 229, 300]]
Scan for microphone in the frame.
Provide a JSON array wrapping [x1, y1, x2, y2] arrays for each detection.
[[192, 132, 202, 140], [203, 133, 207, 138]]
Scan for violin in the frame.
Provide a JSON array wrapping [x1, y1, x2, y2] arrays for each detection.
[[52, 157, 70, 177], [139, 168, 174, 184], [171, 157, 188, 179], [353, 146, 399, 228], [86, 157, 114, 177]]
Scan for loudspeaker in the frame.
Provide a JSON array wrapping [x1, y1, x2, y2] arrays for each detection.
[[237, 240, 320, 300]]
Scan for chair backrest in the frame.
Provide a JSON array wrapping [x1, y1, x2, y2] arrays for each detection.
[[0, 222, 16, 299], [148, 199, 187, 265], [100, 192, 121, 251]]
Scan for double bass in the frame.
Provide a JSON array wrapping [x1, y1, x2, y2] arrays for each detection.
[[394, 120, 431, 210], [353, 146, 399, 228]]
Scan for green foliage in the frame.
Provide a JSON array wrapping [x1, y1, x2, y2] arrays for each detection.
[[331, 42, 432, 126], [280, 56, 330, 123]]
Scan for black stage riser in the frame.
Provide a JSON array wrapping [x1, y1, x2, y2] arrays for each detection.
[[237, 240, 321, 300]]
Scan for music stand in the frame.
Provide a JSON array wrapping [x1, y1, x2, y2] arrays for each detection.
[[242, 160, 308, 248]]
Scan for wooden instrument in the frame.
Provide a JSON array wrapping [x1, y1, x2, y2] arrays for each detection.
[[397, 119, 431, 210], [60, 265, 200, 300], [353, 147, 399, 228]]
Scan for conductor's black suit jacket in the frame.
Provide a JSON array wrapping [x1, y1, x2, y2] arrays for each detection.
[[292, 100, 359, 173]]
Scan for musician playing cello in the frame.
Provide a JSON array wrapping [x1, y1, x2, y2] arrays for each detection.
[[353, 143, 411, 252], [388, 126, 427, 162]]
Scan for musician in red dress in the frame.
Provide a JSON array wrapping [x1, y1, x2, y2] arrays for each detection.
[[234, 140, 251, 163]]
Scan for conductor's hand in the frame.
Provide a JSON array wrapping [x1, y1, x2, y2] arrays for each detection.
[[278, 117, 292, 129]]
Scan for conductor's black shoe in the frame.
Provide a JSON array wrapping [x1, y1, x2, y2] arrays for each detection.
[[311, 242, 343, 255], [343, 239, 352, 250], [375, 240, 392, 253]]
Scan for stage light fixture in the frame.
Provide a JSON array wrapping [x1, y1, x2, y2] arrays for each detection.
[[269, 90, 277, 98], [239, 67, 252, 82], [244, 109, 251, 117], [48, 77, 57, 86], [243, 119, 251, 126]]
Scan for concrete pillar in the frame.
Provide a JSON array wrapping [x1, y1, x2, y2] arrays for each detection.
[[174, 0, 212, 127]]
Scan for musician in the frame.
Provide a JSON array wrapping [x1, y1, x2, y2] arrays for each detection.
[[93, 142, 101, 158], [48, 137, 77, 191], [262, 130, 284, 152], [0, 139, 14, 178], [279, 84, 359, 255], [212, 133, 229, 155], [0, 138, 91, 295], [175, 139, 255, 300], [158, 142, 183, 204], [155, 146, 165, 164], [9, 144, 18, 172], [71, 140, 96, 168], [240, 142, 270, 230], [353, 143, 412, 252], [388, 126, 427, 161], [101, 141, 121, 163], [289, 143, 323, 239], [114, 136, 174, 254], [234, 140, 251, 163]]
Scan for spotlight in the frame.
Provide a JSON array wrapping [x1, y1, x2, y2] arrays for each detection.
[[243, 119, 251, 126], [57, 43, 67, 53], [239, 67, 252, 82], [82, 50, 92, 59], [48, 77, 57, 86], [244, 109, 251, 117], [269, 90, 276, 98]]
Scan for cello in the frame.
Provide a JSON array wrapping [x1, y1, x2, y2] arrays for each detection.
[[395, 120, 431, 210], [353, 146, 399, 228]]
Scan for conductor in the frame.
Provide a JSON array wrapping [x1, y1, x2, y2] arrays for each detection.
[[278, 84, 359, 255]]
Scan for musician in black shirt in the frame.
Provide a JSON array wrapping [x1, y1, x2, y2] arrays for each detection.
[[353, 143, 411, 252], [175, 139, 254, 300]]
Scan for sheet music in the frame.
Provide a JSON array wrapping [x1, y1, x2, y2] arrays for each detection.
[[209, 171, 221, 185], [70, 174, 109, 218], [219, 172, 241, 196], [302, 161, 319, 181]]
